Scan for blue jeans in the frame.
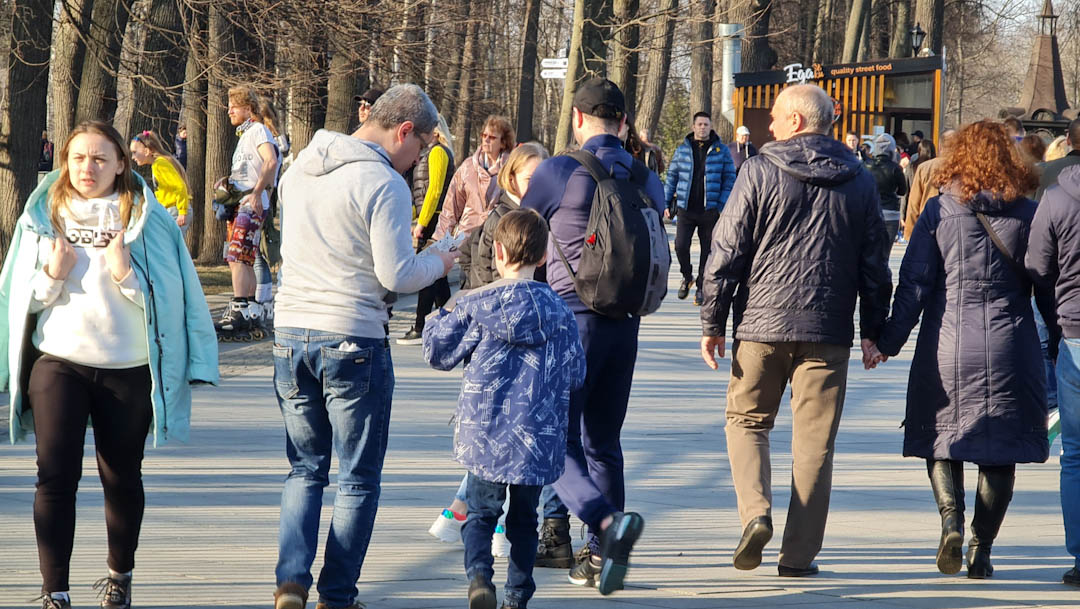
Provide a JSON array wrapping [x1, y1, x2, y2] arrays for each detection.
[[1057, 338, 1080, 567], [463, 473, 542, 608], [541, 485, 568, 520], [1034, 299, 1059, 409], [273, 328, 394, 607]]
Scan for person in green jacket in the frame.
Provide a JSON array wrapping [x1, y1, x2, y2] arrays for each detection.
[[0, 121, 219, 609]]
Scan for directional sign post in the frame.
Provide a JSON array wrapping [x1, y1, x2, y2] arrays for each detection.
[[540, 68, 568, 80], [540, 57, 569, 69]]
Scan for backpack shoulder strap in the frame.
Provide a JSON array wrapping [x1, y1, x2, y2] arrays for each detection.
[[566, 149, 612, 183]]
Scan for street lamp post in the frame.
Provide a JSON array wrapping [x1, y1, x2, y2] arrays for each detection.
[[910, 24, 927, 57]]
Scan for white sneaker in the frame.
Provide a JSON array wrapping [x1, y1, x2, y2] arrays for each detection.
[[492, 523, 511, 557], [428, 509, 465, 543]]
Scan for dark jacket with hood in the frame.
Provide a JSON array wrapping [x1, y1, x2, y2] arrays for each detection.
[[422, 278, 586, 485], [1028, 165, 1080, 344], [467, 192, 519, 289], [727, 141, 758, 173], [878, 192, 1050, 465], [700, 133, 892, 345], [865, 154, 908, 212]]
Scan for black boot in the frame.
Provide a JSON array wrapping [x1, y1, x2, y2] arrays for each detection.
[[535, 517, 573, 568], [966, 464, 1015, 579], [927, 459, 965, 574]]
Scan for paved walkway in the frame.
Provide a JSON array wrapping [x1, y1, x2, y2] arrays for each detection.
[[0, 247, 1076, 608]]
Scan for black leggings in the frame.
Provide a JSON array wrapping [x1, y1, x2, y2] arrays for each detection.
[[29, 356, 153, 592], [414, 277, 451, 332]]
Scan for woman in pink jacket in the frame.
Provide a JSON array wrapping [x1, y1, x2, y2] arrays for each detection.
[[432, 115, 514, 286]]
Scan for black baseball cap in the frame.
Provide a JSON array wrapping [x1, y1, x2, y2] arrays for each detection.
[[572, 78, 625, 120], [353, 88, 384, 105], [913, 130, 925, 138]]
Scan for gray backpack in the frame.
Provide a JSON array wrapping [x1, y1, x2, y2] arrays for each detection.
[[551, 150, 670, 318]]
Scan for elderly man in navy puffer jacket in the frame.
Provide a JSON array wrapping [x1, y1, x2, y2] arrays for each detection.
[[700, 84, 892, 579]]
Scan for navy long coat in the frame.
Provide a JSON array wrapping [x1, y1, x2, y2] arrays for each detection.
[[876, 193, 1050, 465]]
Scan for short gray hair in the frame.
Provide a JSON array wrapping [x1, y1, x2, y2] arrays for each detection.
[[780, 84, 834, 134], [368, 84, 439, 135]]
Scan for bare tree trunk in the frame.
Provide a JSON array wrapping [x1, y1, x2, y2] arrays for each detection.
[[287, 40, 326, 153], [325, 48, 358, 133], [0, 0, 52, 254], [581, 0, 612, 77], [913, 0, 943, 55], [516, 0, 542, 143], [890, 0, 912, 58], [812, 0, 834, 62], [181, 5, 206, 254], [453, 9, 479, 159], [637, 0, 677, 140], [556, 0, 589, 151], [689, 0, 715, 117], [197, 3, 232, 264], [439, 15, 467, 126], [610, 0, 640, 116], [75, 0, 130, 124], [871, 0, 889, 58], [128, 0, 186, 141], [50, 0, 91, 160], [858, 0, 871, 61], [842, 0, 870, 62], [800, 0, 820, 62], [735, 0, 777, 71]]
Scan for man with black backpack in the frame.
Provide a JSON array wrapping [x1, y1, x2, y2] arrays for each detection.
[[522, 78, 667, 596]]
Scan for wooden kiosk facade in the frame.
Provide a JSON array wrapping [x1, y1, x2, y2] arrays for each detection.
[[733, 56, 946, 148]]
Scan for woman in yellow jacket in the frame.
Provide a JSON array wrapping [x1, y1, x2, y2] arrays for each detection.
[[130, 130, 190, 233]]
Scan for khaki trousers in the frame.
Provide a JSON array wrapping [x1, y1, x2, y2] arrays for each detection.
[[726, 340, 849, 568]]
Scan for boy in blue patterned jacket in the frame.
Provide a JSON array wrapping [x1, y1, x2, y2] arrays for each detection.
[[423, 209, 586, 609]]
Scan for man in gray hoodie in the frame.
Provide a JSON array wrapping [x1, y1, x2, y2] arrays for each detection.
[[271, 84, 457, 609]]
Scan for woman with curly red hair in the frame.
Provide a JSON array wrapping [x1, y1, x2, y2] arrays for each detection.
[[865, 120, 1052, 579]]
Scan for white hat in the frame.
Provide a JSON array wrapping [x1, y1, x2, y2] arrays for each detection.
[[736, 126, 750, 136]]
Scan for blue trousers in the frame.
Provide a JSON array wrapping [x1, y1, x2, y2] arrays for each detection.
[[273, 328, 393, 607], [1057, 338, 1080, 567], [552, 313, 640, 539], [463, 474, 543, 608]]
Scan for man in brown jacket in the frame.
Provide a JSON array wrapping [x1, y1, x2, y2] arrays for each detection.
[[903, 129, 955, 240]]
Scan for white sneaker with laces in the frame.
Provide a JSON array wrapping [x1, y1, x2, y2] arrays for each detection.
[[428, 509, 465, 544]]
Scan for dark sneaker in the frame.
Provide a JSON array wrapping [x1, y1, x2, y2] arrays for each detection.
[[468, 575, 497, 609], [733, 515, 773, 570], [568, 554, 602, 587], [397, 328, 423, 345], [694, 289, 703, 306], [37, 595, 71, 609], [1064, 567, 1080, 587], [275, 582, 308, 609], [677, 278, 691, 300], [535, 518, 574, 568], [93, 574, 131, 609], [596, 511, 645, 595], [778, 562, 819, 577]]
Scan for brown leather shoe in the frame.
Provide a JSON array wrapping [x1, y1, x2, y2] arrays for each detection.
[[274, 582, 307, 609]]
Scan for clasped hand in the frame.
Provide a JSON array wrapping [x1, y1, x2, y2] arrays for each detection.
[[861, 338, 888, 370]]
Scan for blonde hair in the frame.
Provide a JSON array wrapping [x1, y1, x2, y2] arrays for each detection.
[[132, 129, 188, 184], [256, 99, 281, 138], [228, 84, 260, 113], [1045, 135, 1069, 162], [49, 122, 140, 233], [497, 142, 549, 197]]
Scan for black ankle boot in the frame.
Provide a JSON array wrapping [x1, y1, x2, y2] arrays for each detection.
[[966, 465, 1015, 579], [927, 459, 965, 574], [535, 517, 573, 568]]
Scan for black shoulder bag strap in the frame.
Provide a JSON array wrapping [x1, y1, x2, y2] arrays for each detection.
[[548, 150, 615, 283], [975, 212, 1030, 282]]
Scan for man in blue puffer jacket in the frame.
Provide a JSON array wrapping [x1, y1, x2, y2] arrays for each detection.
[[664, 112, 737, 305]]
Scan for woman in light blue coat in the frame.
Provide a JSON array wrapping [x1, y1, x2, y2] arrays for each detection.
[[0, 121, 218, 609]]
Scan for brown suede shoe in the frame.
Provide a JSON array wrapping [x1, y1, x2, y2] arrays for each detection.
[[274, 582, 307, 609]]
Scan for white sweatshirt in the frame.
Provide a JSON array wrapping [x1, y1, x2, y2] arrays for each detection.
[[31, 193, 148, 368]]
